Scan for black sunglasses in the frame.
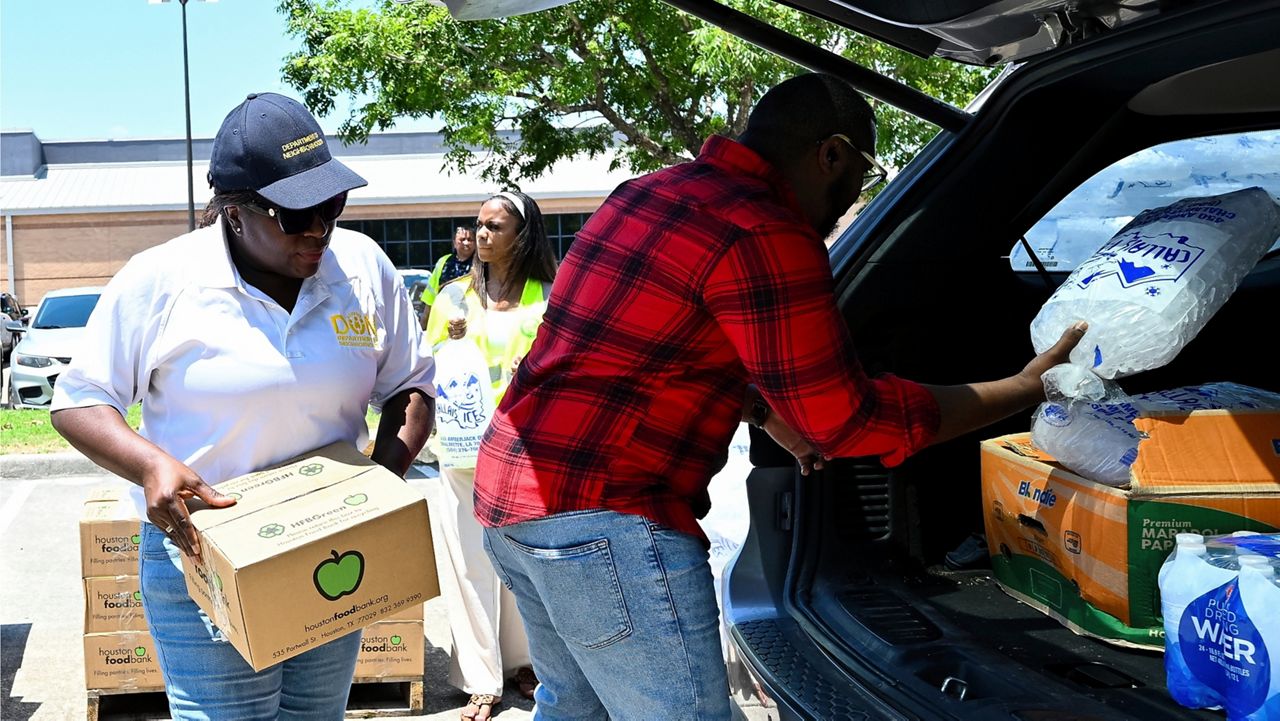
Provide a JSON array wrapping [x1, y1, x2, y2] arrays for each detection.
[[239, 192, 348, 235], [821, 134, 889, 193]]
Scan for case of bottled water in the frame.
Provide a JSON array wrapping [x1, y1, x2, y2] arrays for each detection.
[[1031, 187, 1280, 397], [1161, 532, 1280, 718], [1032, 383, 1280, 486]]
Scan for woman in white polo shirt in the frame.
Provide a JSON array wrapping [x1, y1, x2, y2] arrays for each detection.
[[50, 93, 435, 721]]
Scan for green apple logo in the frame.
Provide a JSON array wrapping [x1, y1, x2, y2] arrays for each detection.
[[133, 591, 142, 601], [227, 492, 243, 501], [390, 635, 402, 645], [258, 523, 285, 538], [134, 646, 146, 657], [313, 550, 365, 601], [300, 463, 324, 477], [344, 493, 368, 506], [213, 572, 223, 592], [131, 534, 141, 544]]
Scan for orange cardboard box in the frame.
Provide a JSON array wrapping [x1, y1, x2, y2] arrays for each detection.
[[180, 442, 438, 671], [982, 410, 1280, 649]]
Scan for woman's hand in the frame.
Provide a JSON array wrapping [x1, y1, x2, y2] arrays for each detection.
[[141, 455, 235, 560], [51, 405, 236, 561], [447, 317, 467, 340]]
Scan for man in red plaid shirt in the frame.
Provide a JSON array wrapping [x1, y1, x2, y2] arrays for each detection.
[[475, 73, 1084, 719]]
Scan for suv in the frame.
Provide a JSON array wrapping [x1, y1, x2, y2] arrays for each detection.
[[683, 1, 1280, 719], [453, 0, 1276, 716]]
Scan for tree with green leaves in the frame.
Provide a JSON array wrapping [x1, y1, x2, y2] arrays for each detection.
[[279, 0, 993, 186]]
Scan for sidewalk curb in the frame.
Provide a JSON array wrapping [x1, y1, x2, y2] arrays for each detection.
[[0, 450, 104, 480]]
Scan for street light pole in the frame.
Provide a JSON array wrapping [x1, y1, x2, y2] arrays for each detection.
[[150, 0, 213, 231], [181, 0, 195, 231]]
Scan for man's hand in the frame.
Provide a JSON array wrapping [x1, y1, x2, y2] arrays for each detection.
[[141, 455, 235, 560], [1018, 321, 1088, 391], [761, 412, 830, 477], [924, 321, 1089, 446]]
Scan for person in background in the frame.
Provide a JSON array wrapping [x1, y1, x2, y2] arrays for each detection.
[[49, 92, 434, 721], [421, 225, 476, 327], [472, 73, 1086, 719], [424, 190, 555, 721]]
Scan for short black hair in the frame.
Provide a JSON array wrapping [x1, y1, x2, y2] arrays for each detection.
[[740, 73, 876, 160]]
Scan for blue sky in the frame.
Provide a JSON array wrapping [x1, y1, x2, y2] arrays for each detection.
[[1, 0, 432, 141]]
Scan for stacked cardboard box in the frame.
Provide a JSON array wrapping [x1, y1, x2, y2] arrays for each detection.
[[356, 601, 426, 680], [79, 488, 164, 692], [80, 462, 431, 690], [981, 408, 1280, 649]]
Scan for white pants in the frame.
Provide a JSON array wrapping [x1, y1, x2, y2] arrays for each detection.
[[428, 465, 532, 696]]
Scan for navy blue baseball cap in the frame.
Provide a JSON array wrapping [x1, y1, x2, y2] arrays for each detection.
[[208, 92, 367, 209]]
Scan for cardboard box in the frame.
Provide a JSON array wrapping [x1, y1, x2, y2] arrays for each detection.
[[982, 410, 1280, 649], [354, 621, 425, 680], [84, 576, 147, 633], [385, 603, 424, 622], [180, 442, 438, 671], [83, 632, 163, 692], [80, 495, 141, 578]]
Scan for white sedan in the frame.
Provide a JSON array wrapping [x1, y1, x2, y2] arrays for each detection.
[[7, 287, 103, 409]]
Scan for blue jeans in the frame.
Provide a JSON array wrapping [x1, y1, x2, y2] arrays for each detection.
[[139, 522, 361, 720], [483, 510, 732, 720]]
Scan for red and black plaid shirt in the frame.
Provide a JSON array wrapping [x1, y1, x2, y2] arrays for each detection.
[[475, 136, 939, 543]]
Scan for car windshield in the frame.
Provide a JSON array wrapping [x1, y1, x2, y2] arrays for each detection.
[[32, 294, 100, 329], [1011, 129, 1280, 272]]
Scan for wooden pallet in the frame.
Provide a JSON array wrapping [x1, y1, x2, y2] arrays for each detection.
[[85, 677, 425, 720], [86, 687, 168, 721], [346, 676, 425, 718]]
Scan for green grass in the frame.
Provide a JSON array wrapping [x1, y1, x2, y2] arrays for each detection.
[[0, 405, 141, 454], [0, 406, 379, 455]]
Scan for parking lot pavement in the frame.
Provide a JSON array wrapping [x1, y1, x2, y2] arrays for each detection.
[[0, 466, 533, 721], [0, 437, 775, 720]]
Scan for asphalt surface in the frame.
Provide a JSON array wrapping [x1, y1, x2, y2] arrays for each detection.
[[0, 464, 534, 721], [0, 405, 774, 721]]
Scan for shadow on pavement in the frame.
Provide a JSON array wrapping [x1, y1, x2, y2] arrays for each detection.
[[2, 623, 40, 721]]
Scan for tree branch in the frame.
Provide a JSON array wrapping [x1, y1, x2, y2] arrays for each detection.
[[564, 15, 684, 165], [729, 77, 754, 138], [631, 24, 703, 152], [511, 91, 594, 116]]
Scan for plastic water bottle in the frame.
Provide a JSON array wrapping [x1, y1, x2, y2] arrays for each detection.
[[1031, 187, 1280, 392], [1162, 534, 1238, 709], [1031, 383, 1280, 485], [1183, 560, 1280, 720]]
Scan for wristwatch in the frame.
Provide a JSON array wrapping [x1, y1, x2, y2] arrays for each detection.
[[747, 395, 770, 428]]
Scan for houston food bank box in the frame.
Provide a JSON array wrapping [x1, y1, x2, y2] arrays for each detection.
[[181, 442, 438, 670]]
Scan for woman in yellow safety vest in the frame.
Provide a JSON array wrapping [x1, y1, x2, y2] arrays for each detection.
[[423, 190, 556, 721]]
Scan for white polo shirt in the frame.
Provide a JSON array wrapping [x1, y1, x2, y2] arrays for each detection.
[[52, 220, 435, 505]]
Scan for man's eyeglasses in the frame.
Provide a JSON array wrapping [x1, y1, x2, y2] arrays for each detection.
[[826, 134, 889, 193], [240, 192, 348, 235]]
